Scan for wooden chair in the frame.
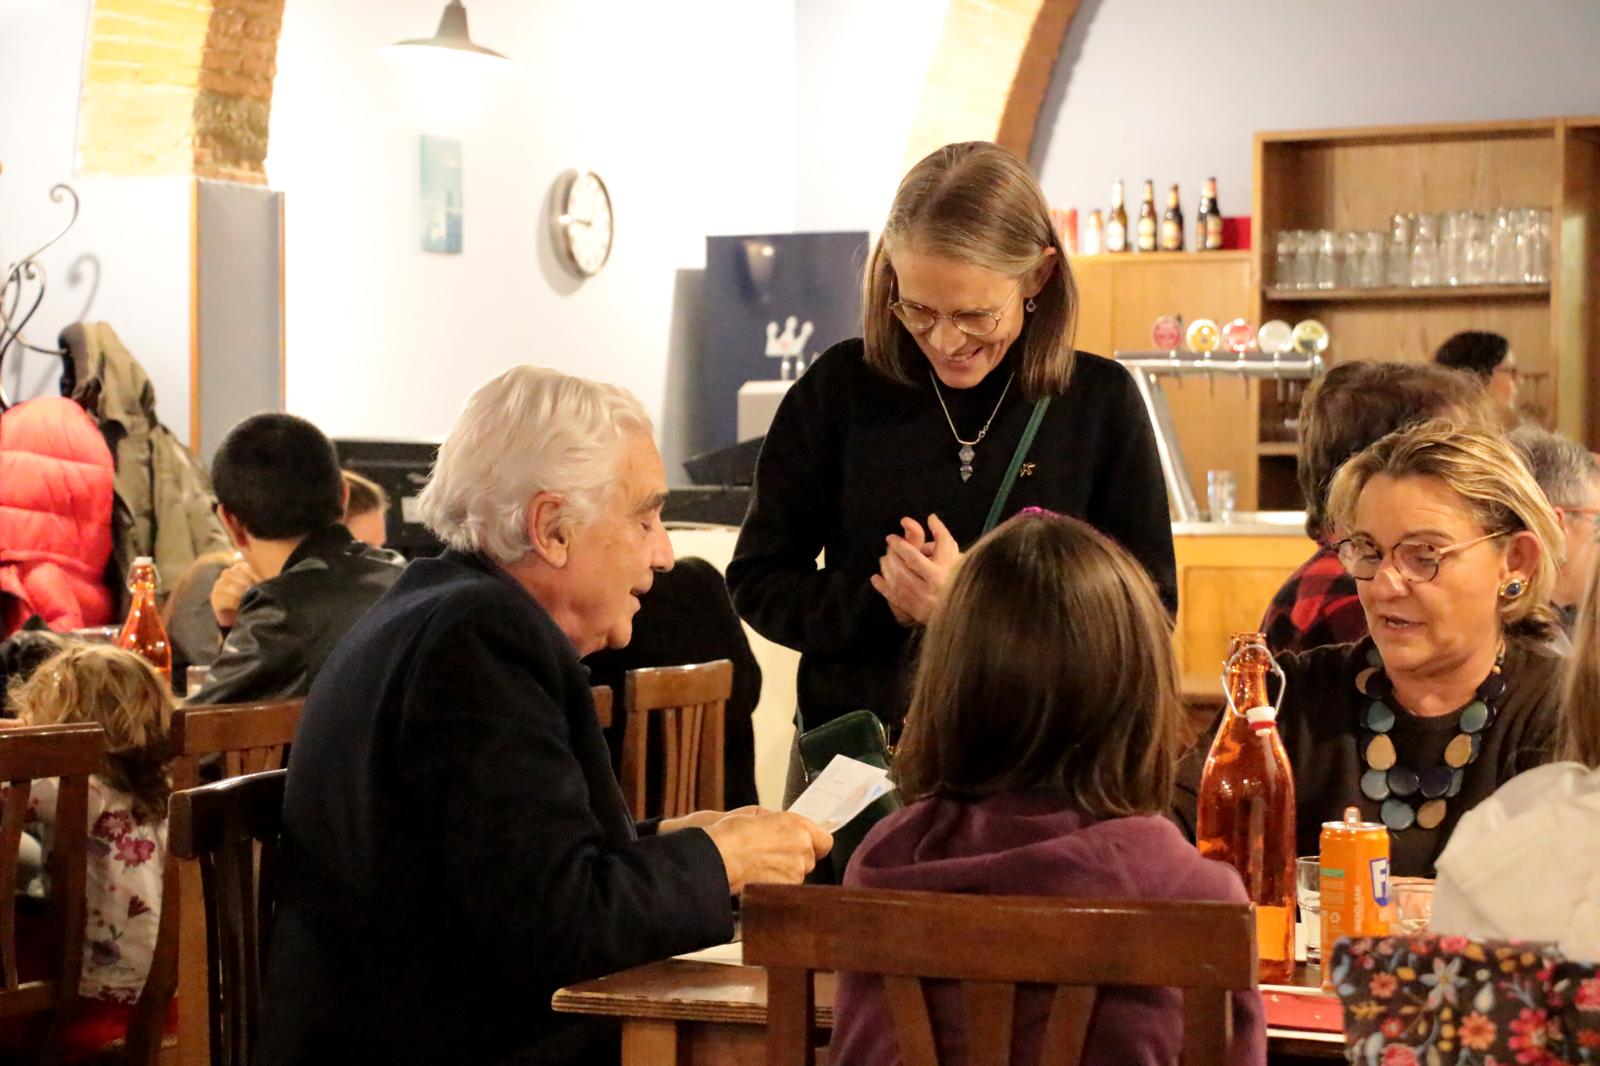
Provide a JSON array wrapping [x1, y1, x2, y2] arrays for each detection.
[[0, 722, 105, 1066], [591, 685, 614, 729], [126, 700, 302, 1066], [742, 884, 1257, 1066], [167, 770, 286, 1066], [618, 660, 731, 821]]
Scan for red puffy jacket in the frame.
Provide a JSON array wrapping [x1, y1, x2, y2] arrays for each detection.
[[0, 395, 115, 635]]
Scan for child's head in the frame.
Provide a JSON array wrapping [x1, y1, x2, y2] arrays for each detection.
[[893, 510, 1184, 817], [7, 645, 175, 822]]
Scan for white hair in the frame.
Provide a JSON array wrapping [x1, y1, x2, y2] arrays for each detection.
[[418, 366, 653, 564]]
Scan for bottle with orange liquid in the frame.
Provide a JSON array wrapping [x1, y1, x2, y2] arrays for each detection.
[[1196, 632, 1297, 983], [117, 556, 172, 687]]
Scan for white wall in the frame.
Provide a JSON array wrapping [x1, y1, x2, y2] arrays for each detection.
[[269, 1, 798, 477], [1034, 0, 1600, 229], [792, 0, 948, 233], [0, 0, 191, 430]]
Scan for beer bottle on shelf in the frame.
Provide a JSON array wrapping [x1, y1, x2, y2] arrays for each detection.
[[1198, 176, 1223, 251], [1196, 632, 1297, 984], [1160, 182, 1185, 251], [1083, 209, 1105, 255], [1105, 181, 1128, 253], [1135, 179, 1158, 252], [117, 555, 172, 687]]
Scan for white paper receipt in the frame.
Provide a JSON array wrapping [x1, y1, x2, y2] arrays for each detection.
[[785, 755, 894, 833]]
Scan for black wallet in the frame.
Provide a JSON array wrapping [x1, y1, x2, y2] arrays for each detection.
[[795, 709, 904, 883]]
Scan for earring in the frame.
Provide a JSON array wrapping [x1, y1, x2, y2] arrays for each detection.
[[1025, 297, 1037, 312], [1500, 577, 1526, 600]]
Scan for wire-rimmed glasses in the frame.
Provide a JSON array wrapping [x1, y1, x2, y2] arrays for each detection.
[[1334, 530, 1508, 583]]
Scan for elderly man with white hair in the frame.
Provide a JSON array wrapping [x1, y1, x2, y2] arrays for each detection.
[[257, 367, 831, 1066], [1512, 424, 1600, 637]]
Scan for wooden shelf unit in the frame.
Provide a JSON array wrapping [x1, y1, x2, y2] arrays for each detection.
[[1250, 117, 1600, 509]]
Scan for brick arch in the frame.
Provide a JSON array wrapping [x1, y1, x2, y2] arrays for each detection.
[[78, 0, 286, 183], [903, 0, 1082, 169]]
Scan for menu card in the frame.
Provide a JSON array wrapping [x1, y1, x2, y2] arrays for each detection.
[[786, 755, 894, 833]]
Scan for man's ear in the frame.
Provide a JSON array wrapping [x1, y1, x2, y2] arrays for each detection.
[[525, 492, 571, 567], [216, 505, 252, 551]]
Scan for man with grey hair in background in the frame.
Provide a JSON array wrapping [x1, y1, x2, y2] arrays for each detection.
[[258, 366, 831, 1065], [1512, 424, 1600, 637]]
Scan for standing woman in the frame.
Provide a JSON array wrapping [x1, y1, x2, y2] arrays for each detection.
[[728, 141, 1175, 744]]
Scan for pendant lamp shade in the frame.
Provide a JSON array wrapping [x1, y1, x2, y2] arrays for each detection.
[[388, 1, 510, 64]]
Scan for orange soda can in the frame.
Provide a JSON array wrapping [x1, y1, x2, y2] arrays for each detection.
[[1318, 805, 1390, 987]]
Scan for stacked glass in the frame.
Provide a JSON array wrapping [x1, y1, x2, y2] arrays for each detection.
[[1273, 208, 1551, 290]]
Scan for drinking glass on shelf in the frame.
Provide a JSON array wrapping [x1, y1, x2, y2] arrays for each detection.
[[1462, 211, 1491, 285], [1337, 231, 1362, 288], [1537, 208, 1552, 283], [1357, 231, 1385, 288], [1296, 856, 1321, 962], [1386, 213, 1413, 287], [1295, 230, 1318, 289], [1315, 230, 1338, 290], [1409, 213, 1440, 287], [1275, 230, 1297, 288], [1207, 469, 1236, 524], [1491, 207, 1519, 283], [1442, 211, 1465, 286]]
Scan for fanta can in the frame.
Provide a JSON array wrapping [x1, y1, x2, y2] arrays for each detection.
[[1318, 806, 1390, 987]]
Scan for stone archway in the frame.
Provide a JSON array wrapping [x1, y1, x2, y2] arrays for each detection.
[[903, 0, 1082, 168]]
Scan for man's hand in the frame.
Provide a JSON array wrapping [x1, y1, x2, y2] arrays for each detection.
[[658, 806, 762, 834], [209, 558, 262, 630], [702, 809, 832, 894], [869, 514, 961, 626]]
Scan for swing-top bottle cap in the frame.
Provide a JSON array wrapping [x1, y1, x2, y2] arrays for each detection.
[[1245, 705, 1278, 731]]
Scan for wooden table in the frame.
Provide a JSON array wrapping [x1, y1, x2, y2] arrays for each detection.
[[553, 957, 1345, 1065]]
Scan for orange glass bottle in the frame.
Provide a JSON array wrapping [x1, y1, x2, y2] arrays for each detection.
[[117, 555, 171, 687], [1197, 633, 1297, 983]]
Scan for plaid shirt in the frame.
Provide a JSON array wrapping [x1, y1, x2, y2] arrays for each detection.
[[1260, 544, 1367, 654]]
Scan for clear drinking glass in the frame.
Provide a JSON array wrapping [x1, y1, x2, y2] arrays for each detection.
[[1358, 231, 1385, 288], [1337, 231, 1362, 288], [1491, 207, 1518, 283], [1296, 856, 1321, 962], [1207, 469, 1236, 523], [1392, 877, 1435, 935], [1386, 214, 1412, 287], [1442, 211, 1466, 286], [1537, 208, 1552, 282], [1275, 230, 1297, 289], [1461, 211, 1490, 285], [1294, 230, 1318, 289], [1409, 213, 1440, 287], [1315, 230, 1338, 290]]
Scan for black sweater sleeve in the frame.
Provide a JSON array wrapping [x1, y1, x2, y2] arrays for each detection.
[[1085, 362, 1178, 613], [727, 353, 900, 656]]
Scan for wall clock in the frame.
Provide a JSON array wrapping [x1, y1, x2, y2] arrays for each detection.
[[551, 169, 613, 278]]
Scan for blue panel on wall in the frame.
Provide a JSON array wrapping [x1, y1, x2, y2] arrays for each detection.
[[699, 230, 869, 456]]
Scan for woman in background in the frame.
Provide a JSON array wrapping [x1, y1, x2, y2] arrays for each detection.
[[341, 469, 389, 548], [1434, 330, 1519, 420], [830, 510, 1263, 1066]]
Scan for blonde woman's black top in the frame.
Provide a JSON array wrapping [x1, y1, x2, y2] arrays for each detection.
[[727, 339, 1176, 730]]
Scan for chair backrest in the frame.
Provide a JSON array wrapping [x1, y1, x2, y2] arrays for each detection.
[[619, 659, 731, 821], [591, 685, 614, 729], [742, 884, 1257, 1066], [125, 699, 302, 1063], [0, 722, 105, 1066], [167, 769, 287, 1066]]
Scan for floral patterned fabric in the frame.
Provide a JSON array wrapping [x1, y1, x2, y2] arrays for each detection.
[[1549, 963, 1600, 1064], [1332, 935, 1583, 1065], [22, 777, 167, 1004]]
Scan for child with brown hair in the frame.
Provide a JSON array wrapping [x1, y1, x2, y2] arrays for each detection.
[[6, 643, 176, 1055]]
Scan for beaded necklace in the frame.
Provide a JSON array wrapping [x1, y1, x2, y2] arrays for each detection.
[[1354, 641, 1506, 832]]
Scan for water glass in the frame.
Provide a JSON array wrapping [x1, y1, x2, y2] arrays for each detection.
[[1392, 877, 1435, 935], [1491, 207, 1519, 283], [1358, 231, 1386, 288], [1296, 856, 1321, 962], [1207, 469, 1236, 524], [1442, 211, 1466, 285], [1337, 231, 1362, 288], [1274, 230, 1297, 288], [1385, 214, 1412, 287], [1314, 231, 1338, 290], [1294, 230, 1318, 289], [1461, 211, 1490, 284], [1409, 213, 1440, 287]]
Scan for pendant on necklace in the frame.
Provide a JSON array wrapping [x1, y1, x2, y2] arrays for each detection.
[[958, 444, 975, 482]]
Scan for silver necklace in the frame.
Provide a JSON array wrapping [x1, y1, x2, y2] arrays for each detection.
[[929, 368, 1015, 482]]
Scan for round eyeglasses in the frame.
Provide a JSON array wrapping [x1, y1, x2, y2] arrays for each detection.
[[1335, 530, 1508, 584], [888, 282, 1020, 338]]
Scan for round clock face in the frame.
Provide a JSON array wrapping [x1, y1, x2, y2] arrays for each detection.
[[556, 170, 613, 277]]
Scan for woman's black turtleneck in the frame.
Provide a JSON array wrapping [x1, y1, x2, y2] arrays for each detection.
[[726, 339, 1176, 730]]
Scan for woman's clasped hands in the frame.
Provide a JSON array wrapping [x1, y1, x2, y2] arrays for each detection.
[[871, 514, 961, 626]]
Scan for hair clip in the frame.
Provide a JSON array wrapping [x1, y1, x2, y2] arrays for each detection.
[[1018, 506, 1062, 519]]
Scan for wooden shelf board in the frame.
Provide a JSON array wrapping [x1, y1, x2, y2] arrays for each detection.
[[1256, 118, 1562, 148], [1261, 284, 1549, 304]]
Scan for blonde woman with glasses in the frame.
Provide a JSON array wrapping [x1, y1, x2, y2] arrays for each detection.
[[1177, 420, 1564, 877], [1431, 528, 1600, 959], [728, 142, 1174, 759]]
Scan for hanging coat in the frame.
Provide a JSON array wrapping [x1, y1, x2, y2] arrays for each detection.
[[0, 394, 115, 635]]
